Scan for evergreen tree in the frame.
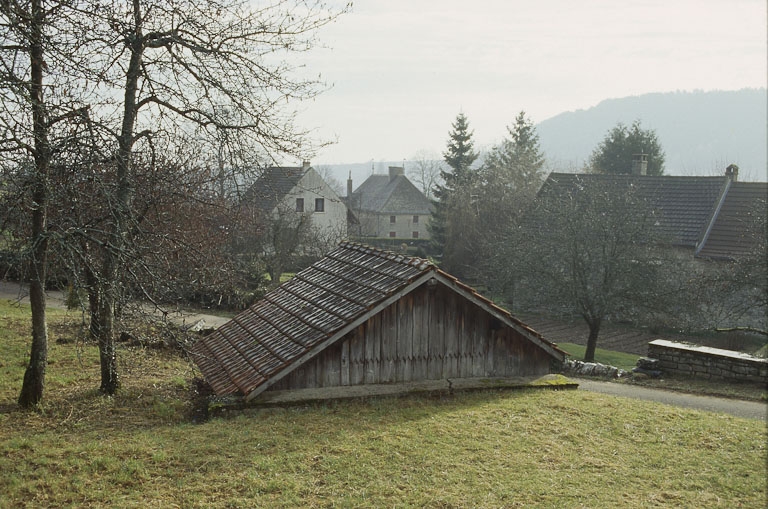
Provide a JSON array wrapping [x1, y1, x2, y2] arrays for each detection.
[[476, 111, 546, 302], [429, 113, 479, 277], [441, 112, 479, 189], [482, 111, 545, 196], [589, 120, 665, 176]]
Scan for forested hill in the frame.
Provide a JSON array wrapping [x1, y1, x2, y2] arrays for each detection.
[[536, 89, 767, 181]]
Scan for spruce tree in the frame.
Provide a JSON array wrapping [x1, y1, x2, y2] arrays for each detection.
[[429, 113, 479, 277], [475, 111, 545, 303]]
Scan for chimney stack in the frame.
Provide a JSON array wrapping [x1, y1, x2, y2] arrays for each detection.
[[347, 171, 353, 197], [631, 154, 648, 176], [725, 164, 739, 182], [388, 166, 405, 181], [302, 160, 311, 170]]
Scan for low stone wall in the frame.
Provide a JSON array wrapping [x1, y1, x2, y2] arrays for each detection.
[[648, 339, 767, 383]]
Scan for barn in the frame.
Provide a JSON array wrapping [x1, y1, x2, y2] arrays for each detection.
[[191, 242, 566, 403]]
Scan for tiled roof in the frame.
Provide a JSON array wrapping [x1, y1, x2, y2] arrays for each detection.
[[242, 166, 307, 212], [697, 181, 767, 259], [539, 173, 729, 248], [191, 242, 562, 399], [350, 174, 433, 214]]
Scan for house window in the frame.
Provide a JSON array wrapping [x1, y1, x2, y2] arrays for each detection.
[[390, 215, 396, 224], [295, 198, 304, 212], [389, 231, 396, 238], [412, 231, 419, 239], [315, 198, 325, 212], [413, 215, 420, 224]]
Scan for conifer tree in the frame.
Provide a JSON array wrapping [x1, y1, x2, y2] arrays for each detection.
[[475, 111, 545, 301], [589, 120, 665, 175], [429, 113, 479, 277]]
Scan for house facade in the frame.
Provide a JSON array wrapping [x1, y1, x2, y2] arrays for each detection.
[[243, 162, 348, 245], [346, 166, 433, 240], [191, 242, 565, 401]]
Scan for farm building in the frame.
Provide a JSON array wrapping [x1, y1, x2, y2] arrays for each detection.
[[191, 242, 565, 402]]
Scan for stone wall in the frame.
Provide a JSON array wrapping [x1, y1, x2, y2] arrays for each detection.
[[648, 339, 767, 383]]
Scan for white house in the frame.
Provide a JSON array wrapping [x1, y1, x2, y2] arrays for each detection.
[[243, 161, 348, 247]]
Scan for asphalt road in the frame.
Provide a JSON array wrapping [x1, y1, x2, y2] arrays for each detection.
[[2, 280, 765, 421], [575, 378, 767, 421]]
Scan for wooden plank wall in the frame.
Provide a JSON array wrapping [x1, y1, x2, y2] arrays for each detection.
[[268, 283, 553, 391]]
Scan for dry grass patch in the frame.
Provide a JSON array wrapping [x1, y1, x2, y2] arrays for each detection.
[[0, 301, 765, 508]]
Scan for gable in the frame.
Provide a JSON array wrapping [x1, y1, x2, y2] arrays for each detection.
[[190, 242, 563, 399]]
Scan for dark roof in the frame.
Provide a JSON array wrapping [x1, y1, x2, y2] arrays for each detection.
[[191, 242, 563, 400], [538, 173, 729, 248], [242, 166, 308, 212], [696, 181, 768, 259], [350, 174, 433, 215]]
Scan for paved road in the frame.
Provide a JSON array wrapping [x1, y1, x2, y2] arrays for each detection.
[[575, 378, 767, 421]]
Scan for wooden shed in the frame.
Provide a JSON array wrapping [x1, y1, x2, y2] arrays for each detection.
[[191, 242, 565, 402]]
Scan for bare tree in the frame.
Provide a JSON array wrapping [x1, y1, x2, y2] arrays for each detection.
[[518, 176, 667, 361], [314, 165, 344, 197], [676, 199, 767, 338], [407, 149, 442, 199], [77, 0, 346, 393], [0, 0, 99, 406]]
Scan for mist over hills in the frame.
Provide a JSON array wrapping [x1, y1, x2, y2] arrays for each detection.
[[324, 89, 767, 188], [537, 88, 767, 181]]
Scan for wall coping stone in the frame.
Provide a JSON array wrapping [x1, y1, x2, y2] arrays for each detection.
[[649, 339, 766, 364]]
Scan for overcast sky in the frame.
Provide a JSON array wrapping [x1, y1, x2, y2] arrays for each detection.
[[295, 0, 767, 165]]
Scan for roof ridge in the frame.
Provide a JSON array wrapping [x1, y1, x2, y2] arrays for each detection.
[[337, 241, 433, 270]]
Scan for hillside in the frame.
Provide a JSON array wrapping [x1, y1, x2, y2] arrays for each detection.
[[323, 89, 766, 187], [537, 89, 767, 180]]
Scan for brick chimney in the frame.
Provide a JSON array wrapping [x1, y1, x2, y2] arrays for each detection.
[[631, 154, 648, 176], [388, 166, 404, 181], [302, 160, 311, 170], [725, 164, 739, 182], [347, 171, 353, 197]]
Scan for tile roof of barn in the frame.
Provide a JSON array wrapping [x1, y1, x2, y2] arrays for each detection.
[[190, 242, 563, 400]]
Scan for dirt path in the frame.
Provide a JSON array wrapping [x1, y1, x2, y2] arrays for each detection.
[[0, 280, 230, 329], [575, 378, 767, 421]]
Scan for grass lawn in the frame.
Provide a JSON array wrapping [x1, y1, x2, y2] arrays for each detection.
[[558, 342, 641, 371], [1, 300, 766, 508]]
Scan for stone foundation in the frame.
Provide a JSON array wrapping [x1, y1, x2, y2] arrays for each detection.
[[648, 339, 767, 384]]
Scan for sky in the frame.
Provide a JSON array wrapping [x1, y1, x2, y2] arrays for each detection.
[[293, 0, 767, 166]]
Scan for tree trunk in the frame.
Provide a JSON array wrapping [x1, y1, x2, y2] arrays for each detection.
[[18, 268, 48, 407], [268, 264, 282, 288], [18, 0, 50, 408], [92, 0, 144, 395], [583, 317, 602, 362], [96, 290, 119, 394], [85, 266, 101, 340]]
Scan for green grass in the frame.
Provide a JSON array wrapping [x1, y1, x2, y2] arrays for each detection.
[[0, 300, 766, 508], [558, 342, 641, 371]]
